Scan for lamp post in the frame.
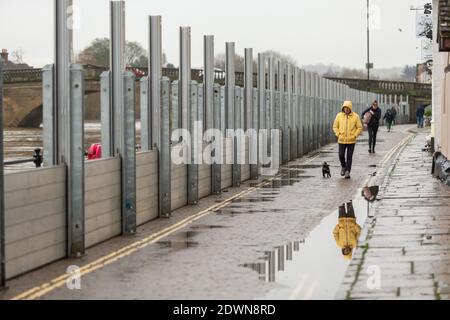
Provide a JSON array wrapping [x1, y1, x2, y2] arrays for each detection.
[[366, 0, 371, 93]]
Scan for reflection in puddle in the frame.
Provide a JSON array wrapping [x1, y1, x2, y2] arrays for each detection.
[[241, 193, 370, 300]]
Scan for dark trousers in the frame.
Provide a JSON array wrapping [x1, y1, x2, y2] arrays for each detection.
[[338, 143, 355, 172], [339, 201, 356, 218], [368, 125, 378, 151], [417, 116, 424, 128]]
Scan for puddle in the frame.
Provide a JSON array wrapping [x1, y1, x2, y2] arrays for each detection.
[[157, 231, 199, 250], [242, 189, 375, 300]]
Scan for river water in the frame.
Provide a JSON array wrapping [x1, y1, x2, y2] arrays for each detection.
[[3, 121, 141, 172]]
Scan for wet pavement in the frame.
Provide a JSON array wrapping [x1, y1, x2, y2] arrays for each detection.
[[1, 125, 414, 300], [337, 129, 450, 300]]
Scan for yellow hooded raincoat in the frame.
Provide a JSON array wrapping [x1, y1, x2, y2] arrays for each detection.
[[333, 101, 363, 144], [333, 217, 361, 252]]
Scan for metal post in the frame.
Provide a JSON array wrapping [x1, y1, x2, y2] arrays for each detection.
[[258, 53, 265, 171], [220, 86, 226, 134], [121, 72, 137, 234], [160, 77, 172, 216], [233, 86, 242, 187], [245, 49, 258, 179], [188, 81, 199, 204], [291, 67, 299, 159], [278, 60, 285, 164], [43, 65, 57, 166], [0, 58, 5, 287], [307, 72, 313, 153], [198, 84, 204, 136], [251, 87, 259, 176], [212, 83, 222, 193], [268, 57, 275, 133], [226, 43, 235, 131], [298, 69, 305, 157], [244, 49, 253, 131], [180, 27, 191, 133], [100, 71, 112, 156], [171, 81, 179, 142], [258, 53, 266, 131], [140, 76, 149, 151], [149, 15, 162, 149], [55, 0, 73, 165], [111, 1, 125, 156], [67, 65, 85, 255], [311, 73, 316, 151], [204, 35, 214, 132], [285, 64, 291, 162]]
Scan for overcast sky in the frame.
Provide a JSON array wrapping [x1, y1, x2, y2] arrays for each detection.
[[0, 0, 428, 69]]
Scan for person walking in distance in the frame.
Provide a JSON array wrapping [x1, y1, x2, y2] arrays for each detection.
[[383, 109, 394, 132], [416, 104, 426, 128], [390, 105, 397, 130], [333, 101, 363, 179], [362, 100, 382, 154]]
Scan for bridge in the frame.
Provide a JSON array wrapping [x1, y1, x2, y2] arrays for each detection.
[[325, 76, 432, 123], [2, 66, 429, 128], [0, 0, 442, 301]]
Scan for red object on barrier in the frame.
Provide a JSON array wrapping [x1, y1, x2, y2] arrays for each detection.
[[87, 143, 102, 160]]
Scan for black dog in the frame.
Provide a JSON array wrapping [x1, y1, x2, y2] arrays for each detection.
[[322, 162, 331, 178]]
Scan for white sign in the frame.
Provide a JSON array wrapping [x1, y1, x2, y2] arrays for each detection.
[[416, 13, 433, 38], [421, 39, 433, 61]]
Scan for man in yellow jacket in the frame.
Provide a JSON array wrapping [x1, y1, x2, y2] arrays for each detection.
[[333, 101, 363, 179], [333, 201, 361, 260]]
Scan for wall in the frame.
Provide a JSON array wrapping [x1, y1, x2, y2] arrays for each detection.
[[4, 166, 66, 279], [221, 138, 233, 189], [171, 144, 188, 211], [85, 157, 121, 248], [136, 151, 158, 225]]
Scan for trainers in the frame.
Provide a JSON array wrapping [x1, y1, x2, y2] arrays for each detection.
[[344, 171, 351, 179], [340, 167, 346, 176]]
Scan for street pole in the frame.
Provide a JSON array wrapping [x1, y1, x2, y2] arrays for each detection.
[[367, 0, 371, 99]]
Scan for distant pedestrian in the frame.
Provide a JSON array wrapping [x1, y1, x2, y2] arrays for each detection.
[[362, 100, 382, 154], [333, 101, 363, 179], [416, 104, 426, 128], [383, 109, 394, 132], [333, 201, 361, 260], [390, 106, 397, 129]]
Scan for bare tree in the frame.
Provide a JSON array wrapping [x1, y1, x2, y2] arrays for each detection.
[[215, 52, 257, 72], [261, 50, 297, 65], [10, 48, 24, 64]]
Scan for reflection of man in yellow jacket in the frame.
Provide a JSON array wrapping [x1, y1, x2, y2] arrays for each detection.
[[333, 201, 361, 260], [333, 101, 363, 179]]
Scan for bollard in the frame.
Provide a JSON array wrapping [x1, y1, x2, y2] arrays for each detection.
[[33, 148, 43, 168]]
